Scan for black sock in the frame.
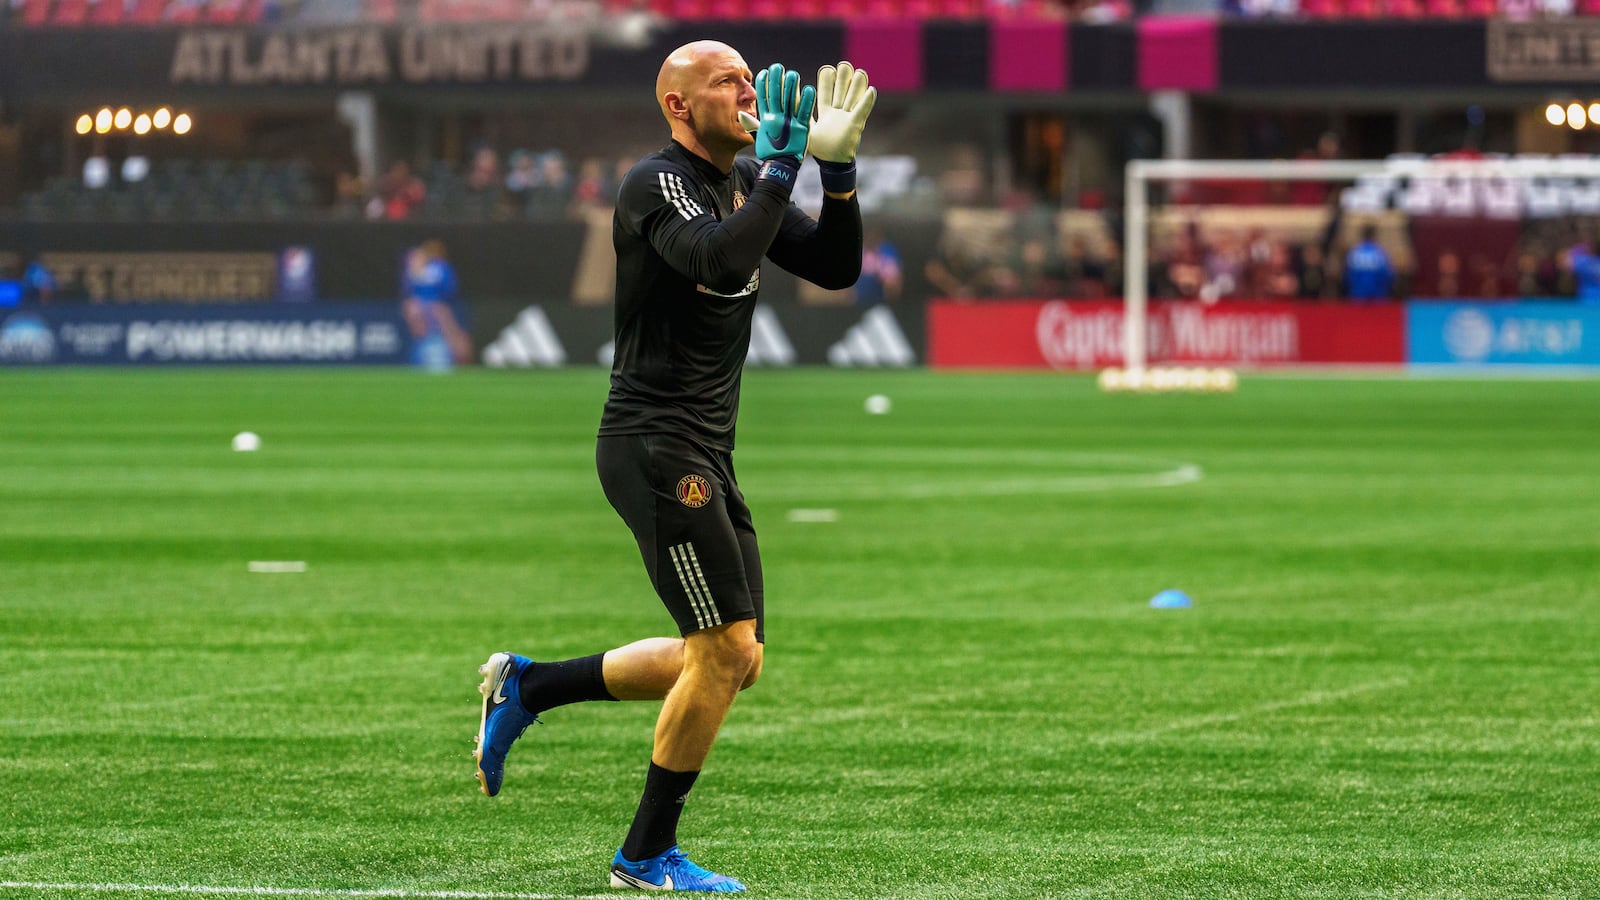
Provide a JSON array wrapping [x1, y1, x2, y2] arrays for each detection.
[[517, 653, 615, 716], [620, 762, 700, 862]]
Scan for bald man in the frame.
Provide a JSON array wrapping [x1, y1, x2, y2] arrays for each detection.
[[473, 42, 875, 893]]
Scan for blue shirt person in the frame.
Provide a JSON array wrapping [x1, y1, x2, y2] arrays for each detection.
[[1344, 225, 1394, 301], [400, 240, 472, 369]]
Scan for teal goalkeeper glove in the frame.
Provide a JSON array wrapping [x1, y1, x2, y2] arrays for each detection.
[[753, 63, 815, 186], [808, 61, 877, 194]]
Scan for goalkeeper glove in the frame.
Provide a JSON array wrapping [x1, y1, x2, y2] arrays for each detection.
[[808, 61, 877, 194], [753, 63, 815, 188]]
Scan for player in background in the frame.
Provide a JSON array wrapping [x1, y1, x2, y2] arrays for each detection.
[[401, 239, 473, 368], [471, 41, 876, 893]]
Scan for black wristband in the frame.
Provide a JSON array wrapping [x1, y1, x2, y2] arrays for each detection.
[[817, 159, 857, 194], [758, 157, 802, 189]]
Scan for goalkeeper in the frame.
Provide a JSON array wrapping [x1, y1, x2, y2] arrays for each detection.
[[471, 41, 876, 893]]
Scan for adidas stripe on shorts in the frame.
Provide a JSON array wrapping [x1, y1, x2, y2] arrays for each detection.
[[596, 432, 765, 643]]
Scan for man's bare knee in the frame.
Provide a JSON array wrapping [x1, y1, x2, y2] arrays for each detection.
[[739, 647, 764, 691], [685, 621, 759, 690]]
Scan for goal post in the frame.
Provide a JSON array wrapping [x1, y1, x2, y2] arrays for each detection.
[[1117, 155, 1600, 385]]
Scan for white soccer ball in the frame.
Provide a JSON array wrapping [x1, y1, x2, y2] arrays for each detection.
[[232, 431, 261, 452], [864, 394, 892, 415]]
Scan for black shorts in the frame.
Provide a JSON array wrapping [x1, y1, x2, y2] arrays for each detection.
[[596, 433, 764, 643]]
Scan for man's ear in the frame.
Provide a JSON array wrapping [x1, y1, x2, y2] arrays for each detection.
[[663, 92, 689, 121]]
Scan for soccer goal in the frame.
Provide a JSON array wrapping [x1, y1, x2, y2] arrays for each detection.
[[1108, 154, 1600, 390]]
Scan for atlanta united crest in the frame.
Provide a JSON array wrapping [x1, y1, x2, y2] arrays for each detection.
[[677, 474, 712, 508]]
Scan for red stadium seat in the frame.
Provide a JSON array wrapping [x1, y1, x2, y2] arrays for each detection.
[[706, 0, 751, 17], [1424, 0, 1462, 15], [165, 0, 204, 22], [1385, 0, 1424, 17], [87, 0, 125, 22], [1343, 0, 1380, 16], [1297, 0, 1343, 17], [18, 0, 53, 25], [670, 0, 711, 16], [52, 0, 89, 24], [1581, 0, 1600, 13], [127, 0, 165, 21], [1462, 0, 1495, 14]]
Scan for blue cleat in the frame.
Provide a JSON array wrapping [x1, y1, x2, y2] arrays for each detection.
[[474, 651, 539, 797], [609, 846, 746, 893]]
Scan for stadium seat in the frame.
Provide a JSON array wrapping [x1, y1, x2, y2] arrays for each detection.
[[1297, 0, 1344, 18], [127, 0, 166, 22], [669, 0, 711, 16], [88, 0, 127, 24], [52, 0, 89, 24], [1582, 0, 1600, 14], [706, 0, 751, 17], [19, 0, 53, 25]]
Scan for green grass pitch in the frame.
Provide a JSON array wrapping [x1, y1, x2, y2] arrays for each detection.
[[2, 367, 1598, 899]]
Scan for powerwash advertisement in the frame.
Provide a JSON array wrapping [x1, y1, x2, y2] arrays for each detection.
[[5, 297, 1599, 370]]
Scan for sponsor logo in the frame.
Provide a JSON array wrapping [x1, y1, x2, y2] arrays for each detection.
[[1036, 302, 1124, 370], [828, 306, 914, 367], [482, 305, 567, 368], [732, 190, 746, 210], [0, 314, 57, 364], [747, 303, 795, 366], [1442, 308, 1495, 362], [677, 474, 712, 508]]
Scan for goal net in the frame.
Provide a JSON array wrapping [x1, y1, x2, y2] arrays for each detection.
[[1110, 155, 1600, 390]]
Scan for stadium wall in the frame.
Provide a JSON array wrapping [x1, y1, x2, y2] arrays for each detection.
[[0, 19, 1590, 102]]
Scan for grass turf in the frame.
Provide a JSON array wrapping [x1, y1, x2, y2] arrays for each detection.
[[1, 368, 1597, 899]]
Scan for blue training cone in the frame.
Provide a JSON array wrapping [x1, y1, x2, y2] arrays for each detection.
[[1149, 589, 1193, 609]]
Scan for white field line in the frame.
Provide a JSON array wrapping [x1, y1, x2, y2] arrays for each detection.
[[0, 882, 615, 900], [1091, 676, 1414, 746]]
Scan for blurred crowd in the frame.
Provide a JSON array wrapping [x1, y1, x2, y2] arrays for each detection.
[[337, 145, 624, 222]]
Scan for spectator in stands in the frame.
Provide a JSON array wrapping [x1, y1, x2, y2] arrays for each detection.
[[924, 230, 993, 299], [1062, 235, 1110, 298], [1294, 243, 1329, 300], [1343, 224, 1394, 301], [855, 227, 902, 308], [568, 157, 611, 216], [465, 145, 502, 194], [373, 160, 426, 221], [1161, 221, 1207, 298], [20, 254, 57, 304], [523, 152, 572, 218], [992, 235, 1071, 298], [1561, 242, 1600, 304], [1435, 249, 1463, 297], [505, 150, 538, 196]]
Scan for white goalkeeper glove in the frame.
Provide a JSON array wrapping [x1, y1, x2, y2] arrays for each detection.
[[808, 61, 877, 194]]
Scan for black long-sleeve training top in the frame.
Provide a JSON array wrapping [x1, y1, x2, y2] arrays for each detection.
[[598, 140, 863, 450]]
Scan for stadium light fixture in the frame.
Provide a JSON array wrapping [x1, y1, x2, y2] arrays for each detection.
[[133, 114, 152, 135], [173, 113, 193, 135], [94, 108, 113, 134], [1568, 103, 1586, 130], [1588, 103, 1600, 126], [113, 108, 132, 130], [74, 114, 93, 135], [152, 107, 172, 129], [1546, 103, 1566, 126]]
